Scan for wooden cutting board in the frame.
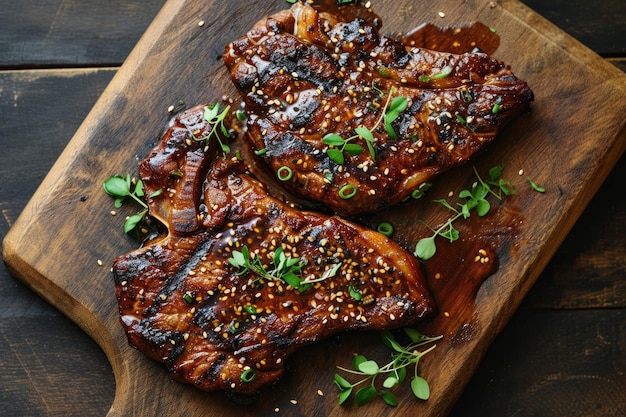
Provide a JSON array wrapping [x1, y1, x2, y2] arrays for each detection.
[[3, 1, 625, 416]]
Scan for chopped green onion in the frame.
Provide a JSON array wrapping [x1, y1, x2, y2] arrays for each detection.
[[492, 97, 503, 114], [183, 293, 194, 304], [430, 66, 453, 80], [277, 166, 293, 181], [411, 182, 432, 199], [254, 148, 267, 156], [338, 184, 357, 199], [376, 221, 394, 236], [241, 369, 256, 383]]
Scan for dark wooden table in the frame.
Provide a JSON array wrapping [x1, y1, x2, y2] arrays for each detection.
[[1, 1, 624, 416]]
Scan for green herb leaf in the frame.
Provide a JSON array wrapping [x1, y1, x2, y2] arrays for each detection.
[[415, 236, 437, 260], [357, 360, 379, 376], [327, 148, 345, 165], [354, 385, 377, 405], [124, 211, 146, 234], [381, 331, 403, 353], [338, 387, 353, 405], [103, 175, 130, 197], [380, 390, 399, 407], [352, 354, 368, 369], [528, 178, 545, 192], [334, 373, 353, 390], [404, 328, 427, 344], [476, 199, 491, 216], [355, 126, 374, 143], [382, 376, 398, 389], [488, 165, 503, 180], [348, 285, 362, 301], [430, 66, 452, 80], [344, 143, 365, 156], [323, 133, 346, 147], [411, 376, 430, 400]]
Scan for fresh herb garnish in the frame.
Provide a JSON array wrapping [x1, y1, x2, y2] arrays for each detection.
[[418, 66, 453, 83], [334, 328, 442, 407], [103, 173, 161, 237], [323, 87, 407, 164], [410, 182, 432, 200], [192, 103, 231, 157], [414, 166, 515, 260], [527, 177, 545, 193], [228, 245, 339, 292]]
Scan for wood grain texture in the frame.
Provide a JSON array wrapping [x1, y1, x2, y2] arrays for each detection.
[[0, 0, 166, 68], [1, 0, 623, 415]]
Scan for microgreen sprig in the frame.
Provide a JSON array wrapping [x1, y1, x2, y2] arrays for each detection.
[[527, 177, 545, 193], [192, 103, 231, 157], [334, 328, 442, 407], [103, 174, 162, 236], [228, 245, 340, 292], [414, 166, 515, 260], [323, 87, 407, 164], [418, 66, 453, 83]]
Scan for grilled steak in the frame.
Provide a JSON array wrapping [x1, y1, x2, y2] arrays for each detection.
[[112, 105, 435, 394], [224, 2, 534, 216]]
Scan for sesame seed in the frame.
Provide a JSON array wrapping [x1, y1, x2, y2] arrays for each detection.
[[167, 105, 175, 112], [438, 11, 446, 18], [198, 20, 205, 27], [97, 259, 103, 266]]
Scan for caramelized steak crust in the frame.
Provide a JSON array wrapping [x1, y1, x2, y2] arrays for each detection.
[[113, 105, 435, 394], [224, 3, 534, 216]]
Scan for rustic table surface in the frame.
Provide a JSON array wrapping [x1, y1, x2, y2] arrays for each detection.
[[1, 1, 624, 416]]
